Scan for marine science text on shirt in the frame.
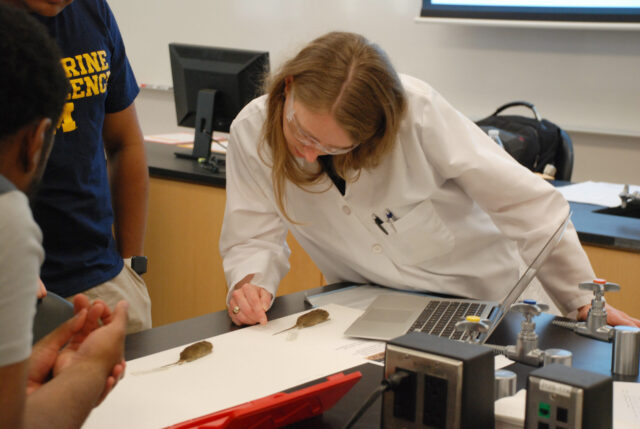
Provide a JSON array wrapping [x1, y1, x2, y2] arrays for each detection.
[[57, 50, 111, 133]]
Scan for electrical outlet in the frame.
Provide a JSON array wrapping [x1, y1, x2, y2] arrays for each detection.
[[382, 332, 494, 429], [525, 364, 612, 429], [423, 373, 448, 428], [393, 369, 417, 422]]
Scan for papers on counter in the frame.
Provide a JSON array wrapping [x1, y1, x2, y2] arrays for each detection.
[[495, 354, 515, 370], [144, 132, 195, 144], [145, 131, 228, 154], [614, 381, 640, 429], [556, 181, 640, 208], [495, 388, 527, 429]]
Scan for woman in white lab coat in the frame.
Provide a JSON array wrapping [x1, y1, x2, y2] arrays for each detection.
[[219, 31, 639, 328]]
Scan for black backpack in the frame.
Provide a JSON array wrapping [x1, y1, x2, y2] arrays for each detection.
[[475, 101, 571, 179]]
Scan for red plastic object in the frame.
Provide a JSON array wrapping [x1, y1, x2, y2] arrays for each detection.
[[164, 371, 362, 429]]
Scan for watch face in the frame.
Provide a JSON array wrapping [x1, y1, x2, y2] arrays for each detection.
[[131, 256, 147, 275]]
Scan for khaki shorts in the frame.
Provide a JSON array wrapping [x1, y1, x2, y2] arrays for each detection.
[[68, 259, 152, 334]]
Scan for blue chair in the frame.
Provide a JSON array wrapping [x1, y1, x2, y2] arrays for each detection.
[[33, 292, 74, 343]]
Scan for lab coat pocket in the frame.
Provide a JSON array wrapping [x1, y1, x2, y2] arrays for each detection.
[[385, 200, 455, 266]]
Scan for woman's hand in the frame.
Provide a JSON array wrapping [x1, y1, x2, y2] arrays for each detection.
[[228, 276, 272, 326], [577, 303, 640, 327]]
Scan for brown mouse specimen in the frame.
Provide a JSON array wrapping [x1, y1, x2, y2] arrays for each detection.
[[273, 309, 330, 335], [167, 340, 214, 366], [133, 340, 213, 375]]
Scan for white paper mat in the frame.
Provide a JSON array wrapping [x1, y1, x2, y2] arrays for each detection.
[[83, 304, 382, 429]]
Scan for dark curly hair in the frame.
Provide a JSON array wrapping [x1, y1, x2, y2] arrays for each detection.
[[0, 3, 69, 143]]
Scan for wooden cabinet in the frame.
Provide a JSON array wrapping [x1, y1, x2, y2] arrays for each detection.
[[144, 176, 324, 327], [583, 244, 640, 318]]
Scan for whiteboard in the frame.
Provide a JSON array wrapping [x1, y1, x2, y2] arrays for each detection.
[[109, 0, 640, 136]]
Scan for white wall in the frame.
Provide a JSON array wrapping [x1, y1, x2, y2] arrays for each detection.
[[111, 0, 640, 184]]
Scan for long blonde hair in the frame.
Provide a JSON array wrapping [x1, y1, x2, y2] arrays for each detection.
[[260, 32, 406, 221]]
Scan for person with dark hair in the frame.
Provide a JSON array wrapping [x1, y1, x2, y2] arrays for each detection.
[[220, 32, 639, 328], [2, 0, 152, 333], [0, 4, 129, 428]]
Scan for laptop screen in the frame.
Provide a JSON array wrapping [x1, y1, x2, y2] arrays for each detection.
[[482, 211, 571, 341]]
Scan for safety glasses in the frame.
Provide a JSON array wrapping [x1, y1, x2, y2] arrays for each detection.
[[285, 87, 358, 156]]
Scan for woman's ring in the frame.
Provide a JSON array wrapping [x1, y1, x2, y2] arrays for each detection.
[[232, 306, 240, 315]]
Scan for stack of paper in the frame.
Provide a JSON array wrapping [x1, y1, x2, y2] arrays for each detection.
[[556, 181, 640, 207], [144, 132, 195, 145], [145, 132, 228, 154]]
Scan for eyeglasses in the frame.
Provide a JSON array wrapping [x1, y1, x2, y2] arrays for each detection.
[[285, 87, 358, 155]]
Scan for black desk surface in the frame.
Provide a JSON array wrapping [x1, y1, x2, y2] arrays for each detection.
[[125, 284, 638, 429], [145, 141, 640, 252], [568, 200, 640, 252], [145, 140, 225, 187]]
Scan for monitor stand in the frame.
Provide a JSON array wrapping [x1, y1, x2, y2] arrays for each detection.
[[174, 88, 218, 161]]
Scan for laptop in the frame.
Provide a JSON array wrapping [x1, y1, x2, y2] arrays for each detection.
[[344, 212, 570, 343]]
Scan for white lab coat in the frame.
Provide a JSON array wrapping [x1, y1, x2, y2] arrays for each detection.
[[220, 75, 594, 315]]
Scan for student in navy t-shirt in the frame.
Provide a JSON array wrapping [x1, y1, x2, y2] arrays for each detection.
[[4, 0, 151, 333]]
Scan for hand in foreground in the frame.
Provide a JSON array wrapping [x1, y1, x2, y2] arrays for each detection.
[[228, 281, 272, 326], [578, 303, 640, 328], [55, 296, 124, 373], [61, 300, 129, 403], [27, 306, 88, 395], [27, 297, 128, 403]]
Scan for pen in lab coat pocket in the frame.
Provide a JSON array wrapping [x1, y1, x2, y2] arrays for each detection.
[[384, 209, 398, 233], [372, 214, 389, 235]]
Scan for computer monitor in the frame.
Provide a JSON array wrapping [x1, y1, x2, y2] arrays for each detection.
[[169, 43, 269, 161]]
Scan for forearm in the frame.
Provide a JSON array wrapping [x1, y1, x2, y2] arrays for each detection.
[[221, 121, 291, 301], [536, 222, 594, 315], [23, 360, 109, 429], [109, 142, 149, 258]]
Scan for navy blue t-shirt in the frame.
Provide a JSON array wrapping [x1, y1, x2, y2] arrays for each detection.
[[31, 0, 139, 297]]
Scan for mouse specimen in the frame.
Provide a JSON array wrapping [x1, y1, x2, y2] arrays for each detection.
[[273, 309, 330, 335], [133, 340, 213, 375], [168, 340, 213, 366]]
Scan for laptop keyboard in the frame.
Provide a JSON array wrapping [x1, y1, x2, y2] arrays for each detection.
[[409, 301, 488, 341]]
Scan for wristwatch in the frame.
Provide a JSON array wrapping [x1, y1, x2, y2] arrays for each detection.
[[130, 256, 148, 275]]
